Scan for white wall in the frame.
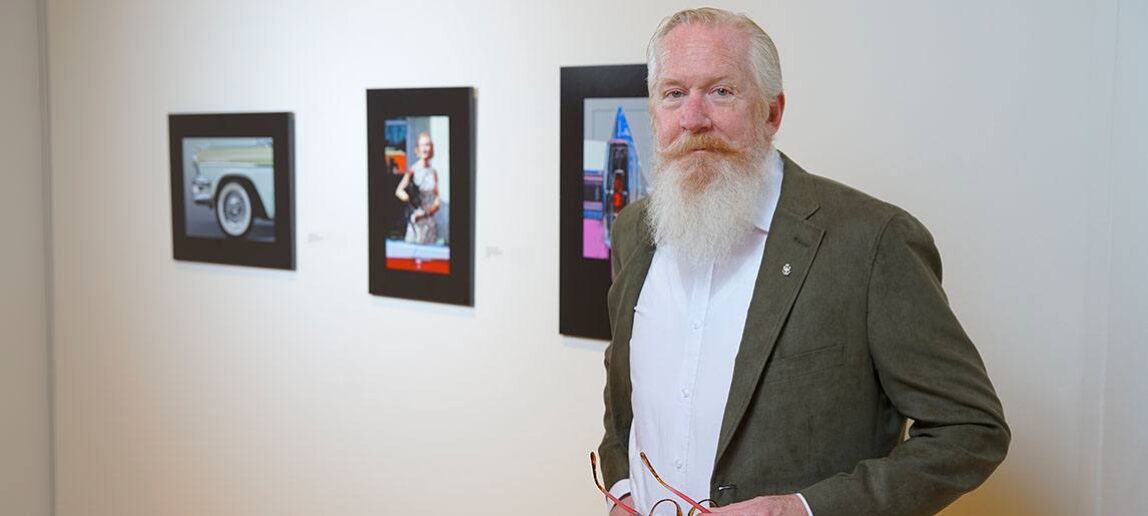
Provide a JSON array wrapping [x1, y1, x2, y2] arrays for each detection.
[[1100, 0, 1148, 514], [45, 1, 1142, 515], [0, 0, 52, 515]]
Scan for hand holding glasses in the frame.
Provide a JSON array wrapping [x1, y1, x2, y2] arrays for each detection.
[[590, 451, 716, 515]]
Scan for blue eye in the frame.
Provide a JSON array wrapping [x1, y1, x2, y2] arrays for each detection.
[[713, 87, 732, 97], [665, 90, 685, 99]]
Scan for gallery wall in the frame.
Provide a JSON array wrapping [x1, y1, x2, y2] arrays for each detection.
[[0, 1, 51, 515], [1100, 0, 1148, 514], [44, 1, 1143, 515]]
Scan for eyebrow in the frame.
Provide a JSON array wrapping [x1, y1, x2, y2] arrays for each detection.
[[655, 75, 737, 91]]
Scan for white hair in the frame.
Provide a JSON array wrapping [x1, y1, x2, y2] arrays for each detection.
[[646, 7, 784, 103]]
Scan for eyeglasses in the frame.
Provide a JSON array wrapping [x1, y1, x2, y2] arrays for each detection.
[[590, 451, 715, 515]]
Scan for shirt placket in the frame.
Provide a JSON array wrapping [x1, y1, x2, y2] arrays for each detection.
[[674, 260, 714, 480]]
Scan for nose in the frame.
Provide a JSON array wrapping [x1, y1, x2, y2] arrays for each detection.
[[679, 92, 711, 132]]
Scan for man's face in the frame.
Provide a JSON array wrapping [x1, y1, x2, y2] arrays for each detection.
[[645, 22, 785, 264], [650, 23, 783, 191]]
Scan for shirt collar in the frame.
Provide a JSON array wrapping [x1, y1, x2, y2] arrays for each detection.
[[753, 148, 784, 233]]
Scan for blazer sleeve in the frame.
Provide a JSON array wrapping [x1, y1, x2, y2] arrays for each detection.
[[800, 212, 1010, 516]]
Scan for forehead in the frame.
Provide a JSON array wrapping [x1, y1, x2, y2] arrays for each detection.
[[657, 23, 750, 84]]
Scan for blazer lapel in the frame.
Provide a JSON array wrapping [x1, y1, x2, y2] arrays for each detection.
[[714, 154, 825, 467], [610, 204, 657, 351]]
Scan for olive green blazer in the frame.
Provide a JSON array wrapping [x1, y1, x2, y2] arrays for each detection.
[[599, 154, 1009, 516]]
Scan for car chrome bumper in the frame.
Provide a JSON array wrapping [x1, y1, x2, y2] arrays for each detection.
[[191, 177, 213, 205]]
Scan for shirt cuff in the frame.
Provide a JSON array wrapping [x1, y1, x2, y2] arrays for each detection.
[[605, 478, 632, 513], [796, 493, 814, 516]]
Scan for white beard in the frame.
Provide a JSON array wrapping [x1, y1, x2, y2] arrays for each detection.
[[646, 148, 769, 266]]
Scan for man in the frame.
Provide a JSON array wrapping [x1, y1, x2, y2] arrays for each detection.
[[599, 8, 1009, 516]]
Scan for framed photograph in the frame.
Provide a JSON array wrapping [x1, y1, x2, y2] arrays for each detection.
[[368, 87, 475, 306], [169, 112, 295, 269], [560, 64, 652, 339]]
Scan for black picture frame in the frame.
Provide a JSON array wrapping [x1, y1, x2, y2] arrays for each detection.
[[367, 87, 475, 306], [169, 112, 295, 270], [560, 64, 649, 340]]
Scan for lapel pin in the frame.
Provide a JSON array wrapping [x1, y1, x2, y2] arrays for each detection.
[[782, 263, 792, 276]]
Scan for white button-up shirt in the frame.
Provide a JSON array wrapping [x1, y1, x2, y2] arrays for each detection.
[[609, 149, 811, 515]]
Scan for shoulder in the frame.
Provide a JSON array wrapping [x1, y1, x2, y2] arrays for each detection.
[[609, 197, 651, 269], [614, 197, 648, 235], [786, 157, 944, 288], [782, 154, 933, 252]]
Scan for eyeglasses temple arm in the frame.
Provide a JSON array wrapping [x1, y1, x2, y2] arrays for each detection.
[[591, 452, 641, 515], [639, 452, 712, 514]]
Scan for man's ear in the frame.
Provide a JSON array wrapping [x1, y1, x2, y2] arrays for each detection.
[[767, 93, 786, 132]]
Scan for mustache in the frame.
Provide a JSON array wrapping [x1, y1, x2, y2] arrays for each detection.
[[658, 132, 739, 160]]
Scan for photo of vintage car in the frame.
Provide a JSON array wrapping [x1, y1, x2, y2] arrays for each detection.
[[562, 65, 651, 338], [169, 112, 293, 269], [187, 139, 276, 239]]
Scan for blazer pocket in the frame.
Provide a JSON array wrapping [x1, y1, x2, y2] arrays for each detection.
[[762, 345, 844, 384]]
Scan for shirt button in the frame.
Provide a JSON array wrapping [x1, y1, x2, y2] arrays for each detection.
[[674, 458, 684, 470], [681, 388, 691, 399], [691, 320, 702, 330]]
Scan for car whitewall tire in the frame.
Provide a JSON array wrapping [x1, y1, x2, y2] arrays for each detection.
[[216, 180, 253, 238]]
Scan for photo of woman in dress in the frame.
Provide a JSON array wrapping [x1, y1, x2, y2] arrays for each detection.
[[380, 115, 451, 275], [368, 87, 473, 304], [394, 131, 440, 244]]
